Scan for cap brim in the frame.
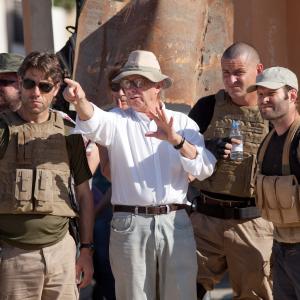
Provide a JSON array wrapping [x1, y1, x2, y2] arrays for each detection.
[[247, 81, 285, 93], [112, 70, 173, 89], [0, 69, 18, 74]]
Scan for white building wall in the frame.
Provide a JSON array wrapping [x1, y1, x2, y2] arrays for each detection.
[[0, 0, 9, 52]]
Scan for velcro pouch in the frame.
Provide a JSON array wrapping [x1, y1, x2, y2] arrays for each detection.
[[275, 175, 300, 223], [14, 168, 33, 213], [34, 169, 53, 213], [262, 176, 282, 224]]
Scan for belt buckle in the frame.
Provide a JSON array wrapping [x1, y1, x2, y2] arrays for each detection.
[[165, 204, 170, 214], [145, 206, 149, 215], [134, 206, 139, 215], [201, 194, 207, 204]]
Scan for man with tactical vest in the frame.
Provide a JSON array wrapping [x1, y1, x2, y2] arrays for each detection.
[[189, 42, 274, 299], [0, 53, 23, 112], [0, 51, 94, 299], [250, 67, 300, 300]]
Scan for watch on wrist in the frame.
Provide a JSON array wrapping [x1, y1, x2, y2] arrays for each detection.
[[173, 136, 185, 150], [80, 242, 95, 251]]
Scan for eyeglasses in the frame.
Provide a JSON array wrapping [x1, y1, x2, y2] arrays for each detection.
[[120, 78, 149, 90], [22, 78, 54, 93], [0, 79, 17, 87]]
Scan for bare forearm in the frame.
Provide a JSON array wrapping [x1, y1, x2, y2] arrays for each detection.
[[75, 183, 94, 243]]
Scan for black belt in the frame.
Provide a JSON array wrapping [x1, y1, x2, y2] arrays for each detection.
[[197, 193, 256, 208], [275, 240, 300, 248], [195, 194, 260, 220], [113, 204, 188, 215]]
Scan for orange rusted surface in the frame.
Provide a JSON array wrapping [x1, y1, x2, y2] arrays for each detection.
[[74, 0, 232, 108]]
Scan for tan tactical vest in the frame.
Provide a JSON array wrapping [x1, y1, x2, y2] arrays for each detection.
[[256, 118, 300, 227], [193, 90, 268, 197], [0, 111, 76, 217]]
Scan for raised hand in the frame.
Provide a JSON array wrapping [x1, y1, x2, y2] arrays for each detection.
[[145, 107, 180, 145], [63, 78, 94, 121], [63, 78, 86, 105]]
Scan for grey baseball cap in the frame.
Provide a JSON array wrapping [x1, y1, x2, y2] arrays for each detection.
[[0, 53, 24, 74], [247, 66, 298, 92]]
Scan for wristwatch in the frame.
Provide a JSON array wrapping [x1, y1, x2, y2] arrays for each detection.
[[173, 136, 185, 150], [80, 242, 95, 251]]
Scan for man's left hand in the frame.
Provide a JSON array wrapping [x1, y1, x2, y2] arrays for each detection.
[[76, 249, 94, 288], [145, 107, 180, 145]]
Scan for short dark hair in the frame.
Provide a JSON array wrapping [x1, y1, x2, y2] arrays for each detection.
[[222, 42, 261, 64], [18, 51, 63, 84]]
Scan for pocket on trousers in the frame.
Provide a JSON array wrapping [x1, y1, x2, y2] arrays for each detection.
[[173, 210, 192, 230], [111, 213, 135, 233]]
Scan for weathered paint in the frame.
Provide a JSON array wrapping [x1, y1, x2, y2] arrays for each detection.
[[74, 0, 232, 108]]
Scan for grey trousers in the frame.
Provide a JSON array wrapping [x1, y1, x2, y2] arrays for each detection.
[[273, 240, 300, 300], [109, 209, 197, 300]]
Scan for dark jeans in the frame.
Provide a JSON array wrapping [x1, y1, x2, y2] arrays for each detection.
[[273, 240, 300, 300], [93, 206, 115, 300]]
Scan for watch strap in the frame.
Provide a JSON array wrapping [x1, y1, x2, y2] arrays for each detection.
[[80, 242, 95, 250], [173, 136, 185, 150]]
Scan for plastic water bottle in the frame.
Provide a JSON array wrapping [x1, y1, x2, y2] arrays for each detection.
[[229, 120, 243, 161]]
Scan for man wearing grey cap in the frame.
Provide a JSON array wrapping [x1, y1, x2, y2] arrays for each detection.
[[251, 66, 300, 299], [63, 50, 217, 300], [0, 53, 23, 112]]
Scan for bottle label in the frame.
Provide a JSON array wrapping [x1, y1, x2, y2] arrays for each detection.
[[232, 143, 243, 152]]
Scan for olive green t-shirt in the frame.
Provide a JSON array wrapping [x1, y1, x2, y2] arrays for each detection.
[[0, 113, 92, 249]]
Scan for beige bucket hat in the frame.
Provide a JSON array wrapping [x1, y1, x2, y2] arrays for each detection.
[[112, 50, 172, 89]]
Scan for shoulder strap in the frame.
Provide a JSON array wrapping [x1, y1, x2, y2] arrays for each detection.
[[49, 110, 65, 130], [257, 128, 275, 170], [0, 110, 20, 126], [214, 90, 226, 106], [282, 118, 300, 175]]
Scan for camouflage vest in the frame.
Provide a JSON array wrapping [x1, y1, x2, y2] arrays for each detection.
[[0, 110, 76, 217], [193, 90, 268, 197]]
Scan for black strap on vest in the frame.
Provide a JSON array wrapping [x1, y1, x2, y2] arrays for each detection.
[[196, 204, 260, 220]]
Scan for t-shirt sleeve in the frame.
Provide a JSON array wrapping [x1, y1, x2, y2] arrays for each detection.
[[66, 133, 92, 186], [188, 95, 216, 134]]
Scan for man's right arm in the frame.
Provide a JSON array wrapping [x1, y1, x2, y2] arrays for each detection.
[[63, 79, 117, 147], [63, 78, 94, 121], [188, 95, 216, 133]]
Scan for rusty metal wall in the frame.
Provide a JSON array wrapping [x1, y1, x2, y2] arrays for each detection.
[[233, 0, 300, 80], [73, 0, 233, 108]]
